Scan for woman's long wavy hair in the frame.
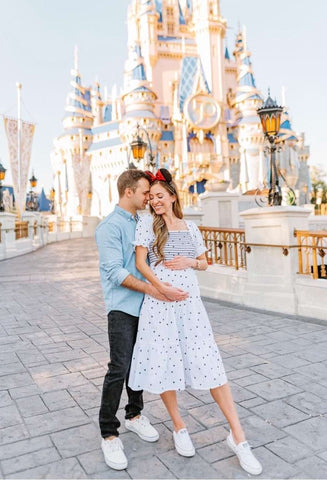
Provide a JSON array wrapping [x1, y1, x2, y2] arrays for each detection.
[[147, 169, 183, 265]]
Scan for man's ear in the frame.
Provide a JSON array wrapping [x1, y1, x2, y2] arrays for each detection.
[[125, 187, 133, 198]]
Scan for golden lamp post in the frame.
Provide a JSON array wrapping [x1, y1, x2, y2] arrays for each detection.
[[257, 93, 284, 206], [129, 124, 156, 171]]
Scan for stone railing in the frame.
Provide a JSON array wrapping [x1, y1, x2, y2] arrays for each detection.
[[295, 229, 327, 279], [0, 213, 99, 261], [196, 208, 327, 322]]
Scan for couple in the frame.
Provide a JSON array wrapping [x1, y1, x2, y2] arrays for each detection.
[[95, 168, 262, 475]]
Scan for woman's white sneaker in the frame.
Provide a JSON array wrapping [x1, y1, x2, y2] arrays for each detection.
[[125, 415, 159, 442], [101, 437, 128, 470], [227, 431, 262, 475], [173, 428, 195, 457]]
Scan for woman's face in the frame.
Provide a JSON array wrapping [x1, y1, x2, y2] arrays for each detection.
[[149, 183, 175, 215]]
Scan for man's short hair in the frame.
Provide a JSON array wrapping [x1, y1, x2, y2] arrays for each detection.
[[117, 169, 149, 197]]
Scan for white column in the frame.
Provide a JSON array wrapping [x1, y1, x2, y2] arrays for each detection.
[[240, 206, 311, 314], [200, 191, 241, 228]]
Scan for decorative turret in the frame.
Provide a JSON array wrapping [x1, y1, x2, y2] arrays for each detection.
[[52, 47, 93, 216], [91, 80, 104, 126], [63, 47, 93, 131], [276, 92, 300, 191], [120, 42, 162, 169], [232, 28, 264, 192], [138, 0, 159, 75], [191, 0, 226, 100]]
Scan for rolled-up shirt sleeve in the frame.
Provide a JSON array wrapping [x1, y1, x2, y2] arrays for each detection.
[[95, 223, 130, 287]]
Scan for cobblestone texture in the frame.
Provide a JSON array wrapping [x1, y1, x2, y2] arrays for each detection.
[[0, 238, 326, 478]]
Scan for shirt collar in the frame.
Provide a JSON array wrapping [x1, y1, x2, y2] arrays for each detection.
[[115, 205, 137, 222]]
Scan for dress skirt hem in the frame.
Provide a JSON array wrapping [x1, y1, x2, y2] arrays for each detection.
[[128, 378, 228, 396]]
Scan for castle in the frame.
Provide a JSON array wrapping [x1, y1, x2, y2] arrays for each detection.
[[51, 0, 311, 218]]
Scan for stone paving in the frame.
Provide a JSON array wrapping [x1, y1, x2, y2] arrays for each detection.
[[0, 238, 327, 479]]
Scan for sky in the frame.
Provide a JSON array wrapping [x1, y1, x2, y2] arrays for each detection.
[[0, 0, 325, 192]]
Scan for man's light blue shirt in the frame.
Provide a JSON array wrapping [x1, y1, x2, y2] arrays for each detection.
[[95, 205, 144, 317]]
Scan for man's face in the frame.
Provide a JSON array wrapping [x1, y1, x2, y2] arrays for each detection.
[[131, 178, 150, 210]]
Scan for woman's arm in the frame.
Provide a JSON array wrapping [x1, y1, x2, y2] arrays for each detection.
[[135, 246, 189, 301], [163, 253, 208, 271]]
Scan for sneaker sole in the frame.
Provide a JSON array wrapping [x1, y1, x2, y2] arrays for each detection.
[[226, 436, 262, 476], [174, 444, 195, 457], [125, 423, 159, 442], [101, 449, 128, 471]]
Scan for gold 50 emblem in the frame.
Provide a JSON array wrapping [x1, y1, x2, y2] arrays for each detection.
[[184, 94, 221, 129]]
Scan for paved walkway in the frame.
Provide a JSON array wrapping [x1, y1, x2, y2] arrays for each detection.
[[1, 239, 327, 479]]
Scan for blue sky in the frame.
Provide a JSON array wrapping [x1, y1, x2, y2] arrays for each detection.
[[0, 0, 325, 191]]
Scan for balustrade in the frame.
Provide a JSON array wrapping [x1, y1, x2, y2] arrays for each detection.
[[295, 229, 327, 279], [199, 226, 247, 270]]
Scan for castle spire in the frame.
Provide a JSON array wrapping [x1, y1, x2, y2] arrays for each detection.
[[233, 28, 262, 105], [63, 47, 93, 130], [74, 45, 79, 73]]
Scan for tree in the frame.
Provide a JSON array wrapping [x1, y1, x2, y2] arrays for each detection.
[[310, 165, 327, 206]]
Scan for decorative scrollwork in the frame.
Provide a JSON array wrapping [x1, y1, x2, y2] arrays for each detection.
[[255, 188, 269, 208]]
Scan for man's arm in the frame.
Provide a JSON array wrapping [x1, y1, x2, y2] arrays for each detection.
[[95, 222, 169, 301], [121, 274, 169, 301]]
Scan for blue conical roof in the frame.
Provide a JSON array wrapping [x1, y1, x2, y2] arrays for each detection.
[[38, 188, 51, 212]]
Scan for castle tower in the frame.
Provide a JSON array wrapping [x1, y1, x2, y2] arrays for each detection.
[[138, 0, 159, 77], [232, 29, 264, 191], [91, 80, 104, 126], [277, 97, 310, 203], [192, 0, 227, 102], [51, 47, 93, 216], [120, 42, 162, 169]]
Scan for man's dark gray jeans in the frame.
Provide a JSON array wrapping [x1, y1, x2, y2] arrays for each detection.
[[99, 310, 143, 438]]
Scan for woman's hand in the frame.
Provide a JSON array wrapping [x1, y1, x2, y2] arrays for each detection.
[[159, 282, 189, 301], [164, 256, 194, 270]]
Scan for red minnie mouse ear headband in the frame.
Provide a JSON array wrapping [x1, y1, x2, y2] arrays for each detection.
[[144, 169, 173, 185], [144, 170, 167, 183]]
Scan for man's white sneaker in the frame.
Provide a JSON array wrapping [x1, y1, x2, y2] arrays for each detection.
[[125, 415, 159, 442], [173, 428, 195, 457], [101, 437, 128, 471], [227, 431, 262, 475]]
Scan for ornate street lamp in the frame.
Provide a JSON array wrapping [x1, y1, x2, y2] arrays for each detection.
[[27, 171, 38, 211], [29, 173, 37, 189], [130, 124, 156, 171], [257, 93, 284, 206], [0, 162, 7, 212]]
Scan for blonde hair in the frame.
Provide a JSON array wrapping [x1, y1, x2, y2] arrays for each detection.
[[148, 169, 183, 265]]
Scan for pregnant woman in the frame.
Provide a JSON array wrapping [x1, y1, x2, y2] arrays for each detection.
[[128, 168, 262, 476]]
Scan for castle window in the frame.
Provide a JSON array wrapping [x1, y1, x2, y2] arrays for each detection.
[[167, 7, 174, 17], [167, 23, 175, 35]]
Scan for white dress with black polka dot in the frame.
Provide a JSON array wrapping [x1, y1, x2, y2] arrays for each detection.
[[128, 214, 227, 394]]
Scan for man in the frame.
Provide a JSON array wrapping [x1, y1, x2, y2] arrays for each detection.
[[96, 169, 188, 470]]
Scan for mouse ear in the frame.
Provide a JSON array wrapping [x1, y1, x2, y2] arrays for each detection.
[[158, 168, 172, 183], [144, 171, 156, 183]]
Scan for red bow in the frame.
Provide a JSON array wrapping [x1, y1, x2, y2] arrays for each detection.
[[144, 170, 167, 183]]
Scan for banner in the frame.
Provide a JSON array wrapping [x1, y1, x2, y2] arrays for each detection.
[[3, 116, 35, 217]]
